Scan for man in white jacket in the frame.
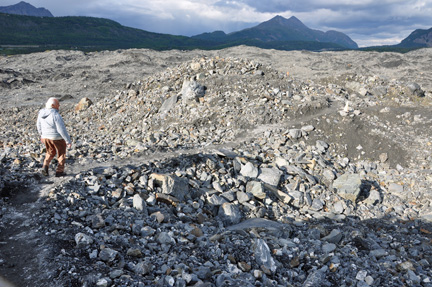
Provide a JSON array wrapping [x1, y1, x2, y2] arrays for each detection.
[[37, 97, 72, 177]]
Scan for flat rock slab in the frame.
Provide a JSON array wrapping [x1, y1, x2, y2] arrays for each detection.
[[227, 218, 287, 231]]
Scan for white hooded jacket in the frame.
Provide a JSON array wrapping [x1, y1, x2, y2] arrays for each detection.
[[37, 108, 71, 144]]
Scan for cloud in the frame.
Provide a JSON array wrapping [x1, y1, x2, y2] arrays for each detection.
[[80, 0, 267, 35]]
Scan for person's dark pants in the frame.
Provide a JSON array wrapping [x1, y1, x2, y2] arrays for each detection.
[[42, 138, 67, 173]]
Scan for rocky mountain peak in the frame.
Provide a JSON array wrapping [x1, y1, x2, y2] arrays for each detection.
[[270, 15, 305, 28], [0, 1, 53, 17], [398, 27, 432, 48], [257, 15, 310, 31]]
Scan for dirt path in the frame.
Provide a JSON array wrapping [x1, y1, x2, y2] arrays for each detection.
[[0, 182, 55, 286]]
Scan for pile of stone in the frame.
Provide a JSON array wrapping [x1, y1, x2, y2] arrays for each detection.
[[0, 68, 35, 89], [1, 55, 432, 286], [33, 140, 432, 286]]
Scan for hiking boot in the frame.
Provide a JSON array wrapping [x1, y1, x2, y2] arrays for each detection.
[[41, 165, 49, 176], [55, 172, 66, 177]]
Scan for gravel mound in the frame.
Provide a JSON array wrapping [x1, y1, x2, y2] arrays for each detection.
[[1, 47, 432, 286]]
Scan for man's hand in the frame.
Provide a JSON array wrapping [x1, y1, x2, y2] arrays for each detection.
[[67, 143, 72, 149]]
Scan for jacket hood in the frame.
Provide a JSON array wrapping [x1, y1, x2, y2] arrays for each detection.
[[39, 108, 55, 119]]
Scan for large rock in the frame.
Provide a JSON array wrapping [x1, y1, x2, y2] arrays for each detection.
[[303, 267, 329, 287], [207, 194, 228, 205], [332, 173, 362, 202], [240, 162, 259, 178], [246, 181, 266, 199], [181, 80, 205, 102], [157, 232, 175, 245], [218, 203, 242, 226], [253, 239, 277, 273], [322, 229, 343, 244], [275, 157, 289, 169], [406, 82, 425, 97], [75, 233, 93, 248], [227, 218, 286, 231], [150, 173, 189, 201], [159, 95, 178, 113], [288, 129, 302, 139], [99, 248, 118, 262], [364, 188, 382, 205], [133, 194, 147, 212], [258, 167, 282, 187], [75, 97, 93, 112], [236, 191, 252, 203]]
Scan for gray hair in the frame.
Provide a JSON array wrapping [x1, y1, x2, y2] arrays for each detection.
[[45, 97, 58, 109]]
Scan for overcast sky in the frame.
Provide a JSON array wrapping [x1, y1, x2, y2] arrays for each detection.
[[2, 0, 432, 47]]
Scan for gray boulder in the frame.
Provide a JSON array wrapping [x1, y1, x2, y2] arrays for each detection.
[[133, 194, 147, 212], [99, 248, 118, 262], [253, 239, 277, 273], [333, 173, 362, 202], [246, 181, 266, 199], [258, 167, 282, 187], [181, 80, 205, 102], [159, 95, 178, 113], [407, 82, 425, 97], [151, 173, 189, 201], [218, 203, 242, 226], [240, 162, 259, 178]]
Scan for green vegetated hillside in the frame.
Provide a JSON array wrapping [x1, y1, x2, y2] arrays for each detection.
[[360, 28, 432, 53], [0, 13, 212, 53], [359, 46, 423, 53], [0, 13, 357, 54], [397, 27, 432, 48]]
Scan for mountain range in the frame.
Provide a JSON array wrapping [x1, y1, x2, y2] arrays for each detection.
[[193, 16, 358, 49], [0, 1, 430, 54]]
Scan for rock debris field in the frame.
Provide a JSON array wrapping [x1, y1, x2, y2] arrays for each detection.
[[1, 46, 432, 287]]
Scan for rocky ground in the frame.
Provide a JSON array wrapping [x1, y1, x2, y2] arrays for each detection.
[[0, 46, 432, 287]]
